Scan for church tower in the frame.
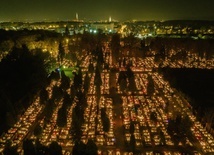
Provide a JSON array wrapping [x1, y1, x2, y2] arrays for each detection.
[[109, 16, 112, 22], [76, 13, 79, 21]]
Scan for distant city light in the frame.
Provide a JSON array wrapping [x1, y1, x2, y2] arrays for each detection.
[[148, 33, 152, 37]]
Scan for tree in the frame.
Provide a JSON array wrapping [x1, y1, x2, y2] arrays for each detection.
[[72, 141, 79, 155], [44, 99, 55, 123], [122, 57, 126, 66], [101, 108, 107, 120], [130, 134, 136, 152], [23, 139, 36, 155], [70, 52, 78, 64], [111, 33, 120, 65], [5, 112, 15, 127], [77, 67, 83, 86], [85, 139, 98, 155], [117, 71, 126, 84], [76, 90, 87, 109], [57, 107, 67, 127], [0, 39, 14, 55], [147, 75, 155, 96], [3, 140, 19, 155], [34, 124, 43, 138], [102, 116, 110, 133], [0, 91, 17, 134], [127, 76, 137, 93], [140, 39, 147, 58], [94, 66, 102, 87], [122, 33, 140, 57], [35, 139, 49, 155], [60, 70, 70, 90], [39, 88, 49, 105], [112, 94, 122, 105], [52, 85, 63, 102], [49, 70, 60, 80], [73, 69, 82, 90], [180, 115, 193, 137], [159, 130, 166, 145], [88, 62, 94, 73], [71, 106, 84, 141], [150, 111, 158, 123], [126, 66, 134, 79], [104, 62, 109, 70], [130, 121, 135, 134], [159, 45, 166, 60], [64, 26, 70, 36], [204, 108, 214, 132], [100, 108, 110, 133], [83, 72, 90, 94], [63, 92, 72, 108], [167, 114, 193, 146], [96, 85, 101, 105], [97, 47, 104, 65], [72, 141, 86, 155], [58, 42, 65, 65], [119, 78, 127, 93], [70, 84, 76, 99], [48, 141, 62, 155]]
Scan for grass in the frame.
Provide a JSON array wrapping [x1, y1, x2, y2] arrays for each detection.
[[63, 69, 74, 78], [60, 66, 78, 79]]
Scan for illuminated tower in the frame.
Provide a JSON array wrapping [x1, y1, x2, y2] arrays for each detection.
[[76, 13, 79, 21], [109, 16, 112, 22]]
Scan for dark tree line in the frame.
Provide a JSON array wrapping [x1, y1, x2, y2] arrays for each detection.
[[0, 45, 49, 134], [150, 37, 214, 63], [162, 67, 214, 134]]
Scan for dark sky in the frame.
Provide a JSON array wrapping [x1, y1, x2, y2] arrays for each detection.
[[0, 0, 214, 21]]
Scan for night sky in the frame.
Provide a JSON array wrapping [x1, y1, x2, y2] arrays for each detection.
[[0, 0, 214, 22]]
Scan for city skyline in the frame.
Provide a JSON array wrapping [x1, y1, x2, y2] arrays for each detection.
[[1, 0, 214, 22]]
